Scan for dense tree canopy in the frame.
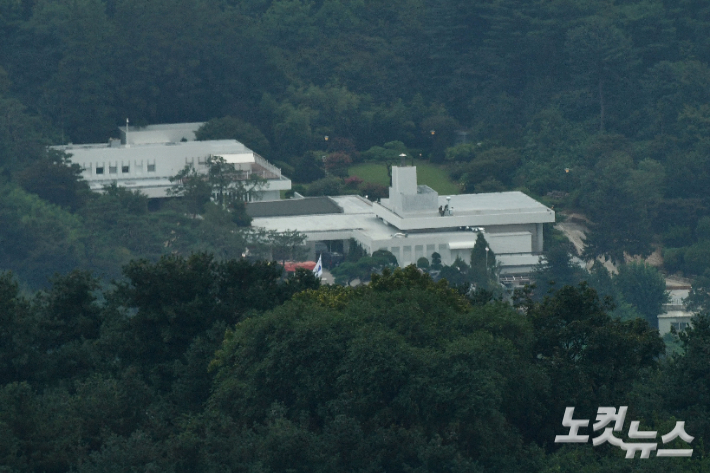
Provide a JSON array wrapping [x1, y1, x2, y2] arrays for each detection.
[[0, 263, 704, 471]]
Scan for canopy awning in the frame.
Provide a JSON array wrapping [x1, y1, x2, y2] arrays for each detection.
[[448, 241, 477, 250], [215, 153, 255, 164]]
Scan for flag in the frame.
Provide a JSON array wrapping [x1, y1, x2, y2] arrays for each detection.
[[313, 254, 323, 278]]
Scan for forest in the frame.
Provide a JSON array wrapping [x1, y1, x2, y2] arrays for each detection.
[[1, 0, 710, 470], [0, 262, 708, 472]]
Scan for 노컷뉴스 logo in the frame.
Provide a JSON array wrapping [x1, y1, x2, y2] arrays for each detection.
[[554, 407, 693, 459]]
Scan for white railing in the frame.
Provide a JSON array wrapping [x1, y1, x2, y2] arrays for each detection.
[[254, 153, 281, 178]]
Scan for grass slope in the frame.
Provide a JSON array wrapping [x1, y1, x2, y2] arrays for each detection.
[[348, 160, 460, 195]]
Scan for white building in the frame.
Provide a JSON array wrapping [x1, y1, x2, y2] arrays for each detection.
[[52, 122, 291, 200], [248, 165, 555, 275], [657, 288, 694, 336]]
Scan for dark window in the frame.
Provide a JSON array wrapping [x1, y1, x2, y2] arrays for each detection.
[[147, 163, 156, 172], [96, 167, 104, 175], [122, 165, 130, 173]]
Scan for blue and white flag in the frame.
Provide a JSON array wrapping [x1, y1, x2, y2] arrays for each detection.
[[313, 254, 323, 278]]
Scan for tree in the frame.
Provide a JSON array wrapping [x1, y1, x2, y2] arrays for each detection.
[[195, 116, 271, 156], [581, 153, 662, 262], [206, 266, 535, 471], [566, 17, 635, 132], [438, 256, 469, 287], [17, 149, 90, 212], [613, 262, 669, 329], [519, 283, 665, 445], [533, 239, 585, 299], [663, 313, 710, 444], [207, 155, 267, 207], [431, 251, 442, 270], [167, 164, 212, 217], [469, 232, 497, 289], [331, 249, 398, 285]]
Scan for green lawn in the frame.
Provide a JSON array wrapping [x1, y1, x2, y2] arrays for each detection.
[[348, 160, 460, 195]]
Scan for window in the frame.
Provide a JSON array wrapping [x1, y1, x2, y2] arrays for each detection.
[[122, 165, 130, 173], [109, 165, 117, 174], [147, 163, 156, 172], [671, 322, 689, 331], [96, 166, 104, 175]]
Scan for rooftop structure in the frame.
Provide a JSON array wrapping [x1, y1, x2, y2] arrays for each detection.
[[52, 122, 291, 200], [249, 165, 555, 275]]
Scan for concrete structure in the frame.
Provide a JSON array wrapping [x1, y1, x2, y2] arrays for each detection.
[[52, 122, 291, 200], [249, 165, 555, 275]]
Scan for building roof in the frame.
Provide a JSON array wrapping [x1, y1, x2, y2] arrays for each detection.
[[246, 197, 343, 218], [217, 153, 257, 164]]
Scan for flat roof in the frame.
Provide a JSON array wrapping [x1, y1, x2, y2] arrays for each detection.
[[379, 190, 550, 217], [246, 197, 343, 218], [251, 195, 393, 238]]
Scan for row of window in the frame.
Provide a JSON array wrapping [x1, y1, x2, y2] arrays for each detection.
[[92, 162, 156, 175], [671, 322, 690, 331]]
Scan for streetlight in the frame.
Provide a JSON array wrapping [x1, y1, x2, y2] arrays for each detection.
[[399, 153, 407, 166], [485, 247, 490, 272]]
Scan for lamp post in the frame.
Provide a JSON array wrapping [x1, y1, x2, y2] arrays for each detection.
[[485, 247, 490, 272]]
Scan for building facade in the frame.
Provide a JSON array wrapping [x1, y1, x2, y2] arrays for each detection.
[[52, 122, 291, 200], [248, 165, 555, 275]]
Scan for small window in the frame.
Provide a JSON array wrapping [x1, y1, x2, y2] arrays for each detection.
[[122, 165, 130, 173], [147, 163, 156, 172], [96, 167, 104, 175], [109, 165, 117, 174]]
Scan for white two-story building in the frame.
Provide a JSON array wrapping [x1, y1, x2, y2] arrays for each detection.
[[52, 122, 291, 200]]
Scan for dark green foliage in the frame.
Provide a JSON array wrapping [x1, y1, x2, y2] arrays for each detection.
[[196, 116, 271, 157], [292, 153, 326, 183], [519, 283, 665, 446], [457, 147, 520, 192], [663, 313, 710, 444], [17, 150, 90, 212], [469, 232, 497, 289], [614, 262, 669, 328], [331, 249, 398, 285], [0, 184, 84, 288], [581, 154, 664, 262], [304, 176, 342, 196], [167, 164, 212, 217], [114, 253, 305, 366], [0, 261, 705, 471], [208, 267, 526, 471], [431, 251, 442, 270], [533, 226, 586, 298], [438, 256, 470, 287]]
